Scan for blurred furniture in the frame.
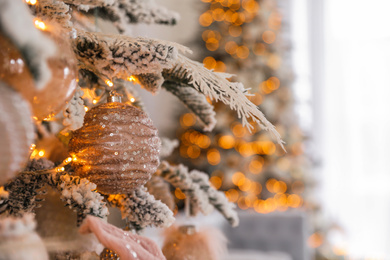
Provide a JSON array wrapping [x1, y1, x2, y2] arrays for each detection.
[[223, 210, 309, 260], [223, 249, 292, 260]]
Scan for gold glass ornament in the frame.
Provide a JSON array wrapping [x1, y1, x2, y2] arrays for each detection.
[[0, 29, 77, 120], [69, 95, 161, 194]]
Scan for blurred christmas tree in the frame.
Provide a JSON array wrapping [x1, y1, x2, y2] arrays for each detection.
[[173, 0, 338, 258]]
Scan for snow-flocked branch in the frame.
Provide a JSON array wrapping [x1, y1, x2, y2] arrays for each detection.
[[73, 32, 178, 81], [114, 0, 179, 25], [163, 81, 217, 132], [47, 172, 109, 223], [107, 187, 174, 229], [157, 161, 239, 226], [163, 55, 285, 149], [63, 0, 114, 10], [190, 170, 239, 227], [145, 175, 175, 211], [160, 138, 179, 159], [157, 161, 213, 217], [2, 159, 54, 216], [63, 87, 86, 131], [2, 158, 108, 223], [34, 0, 72, 27], [136, 73, 164, 94]]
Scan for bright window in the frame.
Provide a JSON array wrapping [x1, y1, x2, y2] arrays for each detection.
[[293, 0, 390, 258]]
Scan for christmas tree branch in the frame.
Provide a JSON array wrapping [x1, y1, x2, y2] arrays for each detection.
[[34, 0, 72, 27], [163, 81, 217, 131], [157, 161, 213, 216], [160, 137, 179, 159], [112, 0, 179, 25], [1, 159, 108, 224], [190, 170, 239, 227], [46, 172, 109, 224], [63, 87, 86, 132], [73, 31, 178, 82], [107, 187, 175, 229], [157, 161, 239, 226], [162, 55, 285, 150], [145, 175, 175, 211]]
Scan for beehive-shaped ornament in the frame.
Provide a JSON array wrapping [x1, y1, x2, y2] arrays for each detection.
[[69, 94, 161, 194]]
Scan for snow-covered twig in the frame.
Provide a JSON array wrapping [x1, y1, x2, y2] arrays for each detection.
[[115, 0, 179, 25], [163, 55, 285, 150], [107, 187, 174, 229], [2, 159, 54, 216], [73, 31, 178, 81], [163, 81, 216, 131], [63, 0, 114, 11], [47, 172, 109, 224], [137, 73, 164, 94], [157, 161, 213, 216], [34, 0, 72, 27], [63, 87, 86, 131], [157, 161, 239, 226], [190, 170, 239, 227], [145, 175, 175, 211], [160, 138, 179, 159]]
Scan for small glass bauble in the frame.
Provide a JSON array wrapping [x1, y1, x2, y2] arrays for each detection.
[[0, 28, 77, 120]]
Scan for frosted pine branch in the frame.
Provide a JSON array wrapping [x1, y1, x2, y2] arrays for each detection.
[[2, 159, 54, 216], [137, 73, 164, 94], [158, 161, 239, 226], [73, 32, 178, 81], [47, 172, 108, 222], [145, 175, 175, 211], [163, 81, 217, 131], [34, 0, 72, 27], [115, 0, 179, 25], [163, 55, 285, 150], [190, 170, 239, 227], [157, 161, 213, 216], [63, 0, 115, 10], [160, 138, 179, 158], [107, 187, 174, 229], [63, 87, 86, 131]]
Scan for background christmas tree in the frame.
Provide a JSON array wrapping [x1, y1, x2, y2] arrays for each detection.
[[172, 0, 337, 259]]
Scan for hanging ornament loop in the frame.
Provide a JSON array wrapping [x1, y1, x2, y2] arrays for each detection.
[[179, 225, 196, 235], [107, 91, 122, 103]]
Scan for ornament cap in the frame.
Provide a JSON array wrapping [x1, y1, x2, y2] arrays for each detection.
[[179, 225, 196, 235], [107, 91, 122, 103]]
